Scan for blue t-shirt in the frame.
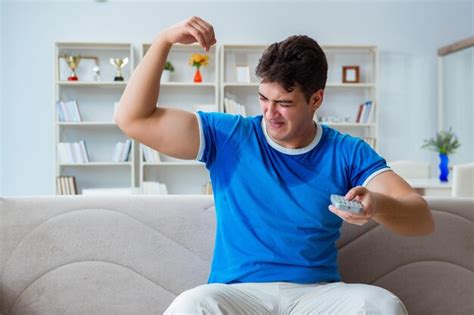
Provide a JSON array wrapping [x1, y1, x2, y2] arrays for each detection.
[[195, 112, 390, 284]]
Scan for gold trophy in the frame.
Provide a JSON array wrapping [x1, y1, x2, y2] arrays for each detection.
[[110, 57, 129, 81], [64, 54, 81, 81]]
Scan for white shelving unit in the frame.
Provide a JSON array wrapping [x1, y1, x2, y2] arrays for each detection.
[[138, 43, 217, 194], [320, 45, 379, 149], [219, 44, 379, 149], [220, 45, 269, 115], [53, 41, 378, 195], [54, 42, 135, 194]]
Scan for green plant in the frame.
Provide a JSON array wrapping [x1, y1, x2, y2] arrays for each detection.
[[164, 61, 174, 72], [422, 127, 461, 155]]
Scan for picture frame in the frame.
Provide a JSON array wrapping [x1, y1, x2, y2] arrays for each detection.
[[342, 65, 360, 83], [236, 65, 250, 83]]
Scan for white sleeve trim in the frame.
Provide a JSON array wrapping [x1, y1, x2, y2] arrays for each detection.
[[362, 167, 392, 187], [194, 112, 205, 161]]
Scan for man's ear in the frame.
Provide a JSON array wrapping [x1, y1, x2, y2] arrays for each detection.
[[310, 89, 324, 111]]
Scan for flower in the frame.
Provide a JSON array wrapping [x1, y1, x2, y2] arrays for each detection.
[[189, 54, 209, 68], [422, 127, 461, 155]]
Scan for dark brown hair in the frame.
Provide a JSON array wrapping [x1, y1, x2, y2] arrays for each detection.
[[255, 35, 328, 103]]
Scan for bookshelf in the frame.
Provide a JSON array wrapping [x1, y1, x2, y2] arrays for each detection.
[[138, 43, 217, 194], [54, 42, 135, 194], [220, 45, 269, 116], [219, 44, 379, 149], [53, 41, 378, 195], [320, 45, 379, 149]]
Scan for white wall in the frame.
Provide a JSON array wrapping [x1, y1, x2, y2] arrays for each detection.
[[0, 1, 4, 196], [1, 1, 472, 196], [440, 46, 473, 165]]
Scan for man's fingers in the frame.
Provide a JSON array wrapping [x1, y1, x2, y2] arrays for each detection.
[[197, 17, 217, 47], [191, 16, 216, 51], [185, 22, 207, 49], [329, 205, 370, 225], [345, 186, 366, 200], [193, 18, 212, 47], [188, 20, 210, 50]]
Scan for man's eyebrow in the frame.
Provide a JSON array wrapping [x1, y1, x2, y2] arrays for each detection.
[[258, 92, 293, 103]]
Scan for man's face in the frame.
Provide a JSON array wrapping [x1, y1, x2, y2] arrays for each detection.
[[259, 81, 323, 149]]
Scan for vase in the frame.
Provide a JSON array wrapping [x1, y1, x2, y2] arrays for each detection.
[[161, 70, 171, 82], [438, 153, 449, 182], [194, 68, 202, 83]]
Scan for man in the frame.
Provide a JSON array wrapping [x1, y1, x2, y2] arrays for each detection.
[[115, 16, 434, 314]]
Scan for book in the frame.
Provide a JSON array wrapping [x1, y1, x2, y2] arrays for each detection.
[[122, 140, 131, 162], [79, 140, 90, 163], [56, 100, 82, 122], [355, 104, 364, 123], [224, 97, 247, 117], [362, 101, 373, 123], [355, 101, 373, 123], [71, 176, 77, 195], [143, 145, 161, 163], [69, 100, 82, 122]]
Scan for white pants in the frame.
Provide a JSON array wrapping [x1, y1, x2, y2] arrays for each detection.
[[164, 281, 408, 315]]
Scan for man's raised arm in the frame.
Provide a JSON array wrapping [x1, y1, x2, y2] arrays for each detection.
[[114, 17, 216, 159]]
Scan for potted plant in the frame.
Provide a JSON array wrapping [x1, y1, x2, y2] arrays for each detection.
[[189, 53, 209, 83], [161, 61, 174, 82], [422, 127, 461, 182]]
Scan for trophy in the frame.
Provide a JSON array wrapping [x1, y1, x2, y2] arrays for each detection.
[[92, 65, 101, 81], [110, 57, 129, 81], [64, 54, 81, 81]]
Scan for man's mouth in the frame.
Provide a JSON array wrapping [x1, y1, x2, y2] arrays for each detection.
[[268, 120, 285, 129]]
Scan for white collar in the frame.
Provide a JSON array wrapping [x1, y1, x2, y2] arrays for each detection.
[[261, 118, 323, 155]]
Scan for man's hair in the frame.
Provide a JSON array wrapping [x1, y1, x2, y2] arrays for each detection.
[[255, 35, 328, 103]]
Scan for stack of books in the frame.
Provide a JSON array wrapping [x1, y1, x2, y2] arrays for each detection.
[[143, 145, 161, 162], [56, 176, 77, 195], [57, 141, 90, 163], [355, 101, 373, 123], [112, 139, 132, 162], [56, 100, 82, 122], [224, 98, 247, 116]]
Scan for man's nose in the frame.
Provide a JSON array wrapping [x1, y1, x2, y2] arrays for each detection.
[[268, 102, 278, 115]]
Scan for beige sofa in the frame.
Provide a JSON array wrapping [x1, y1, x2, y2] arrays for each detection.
[[1, 196, 473, 314]]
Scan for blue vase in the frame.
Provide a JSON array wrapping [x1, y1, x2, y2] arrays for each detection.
[[438, 153, 449, 182]]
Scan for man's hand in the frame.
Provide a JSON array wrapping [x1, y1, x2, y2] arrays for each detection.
[[158, 16, 217, 52], [329, 186, 376, 226]]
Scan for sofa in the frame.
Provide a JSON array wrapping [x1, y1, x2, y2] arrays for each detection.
[[1, 196, 473, 314]]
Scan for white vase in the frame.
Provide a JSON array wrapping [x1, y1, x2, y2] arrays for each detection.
[[161, 70, 171, 82]]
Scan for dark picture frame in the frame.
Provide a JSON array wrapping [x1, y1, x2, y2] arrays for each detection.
[[342, 65, 360, 83]]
